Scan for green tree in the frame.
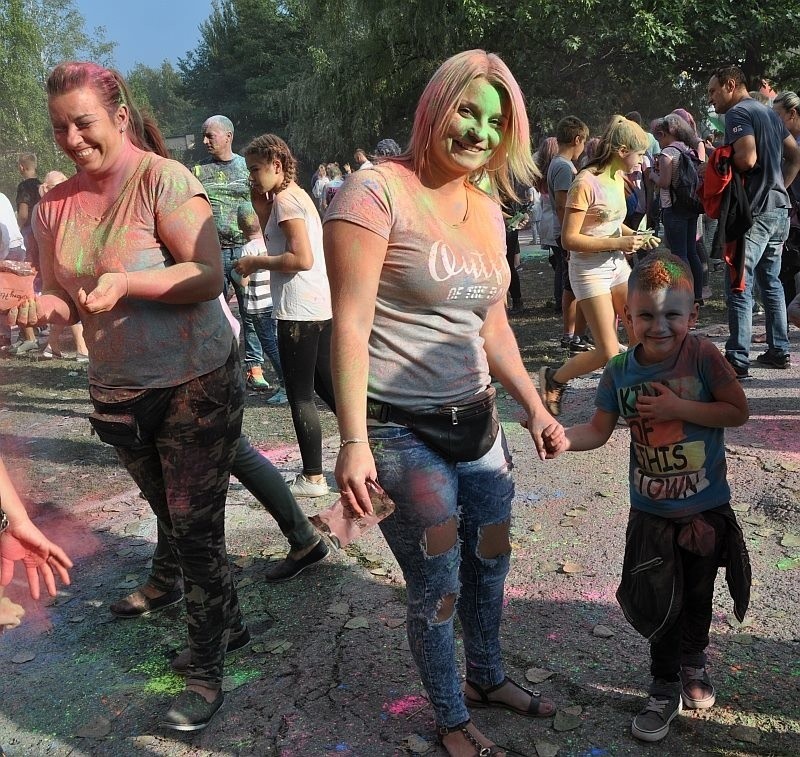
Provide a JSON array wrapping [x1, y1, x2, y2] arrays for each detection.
[[128, 61, 198, 139], [0, 0, 113, 194]]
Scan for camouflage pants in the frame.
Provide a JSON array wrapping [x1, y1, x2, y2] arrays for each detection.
[[110, 348, 245, 687]]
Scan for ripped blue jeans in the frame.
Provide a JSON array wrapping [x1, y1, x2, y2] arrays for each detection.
[[370, 426, 514, 728]]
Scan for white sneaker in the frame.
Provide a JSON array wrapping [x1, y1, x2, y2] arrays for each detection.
[[287, 474, 330, 498], [266, 387, 288, 405], [75, 352, 89, 363]]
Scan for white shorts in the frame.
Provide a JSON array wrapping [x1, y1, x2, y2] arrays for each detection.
[[568, 250, 631, 301]]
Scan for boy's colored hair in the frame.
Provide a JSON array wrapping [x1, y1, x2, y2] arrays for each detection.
[[628, 251, 693, 296]]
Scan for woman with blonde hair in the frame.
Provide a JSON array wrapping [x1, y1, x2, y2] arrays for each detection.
[[539, 115, 659, 416], [324, 49, 563, 756]]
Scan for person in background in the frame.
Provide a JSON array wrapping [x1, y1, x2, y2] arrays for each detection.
[[548, 116, 592, 352], [0, 192, 37, 355], [311, 163, 330, 214], [535, 137, 561, 311], [33, 170, 89, 362], [324, 49, 563, 757], [650, 114, 705, 305], [353, 148, 373, 170], [194, 114, 268, 390], [708, 64, 800, 376], [234, 134, 336, 499], [539, 116, 660, 417]]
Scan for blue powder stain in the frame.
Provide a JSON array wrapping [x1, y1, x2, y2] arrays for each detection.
[[380, 712, 389, 721], [580, 749, 608, 757]]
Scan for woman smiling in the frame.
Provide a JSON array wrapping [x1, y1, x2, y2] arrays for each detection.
[[324, 50, 563, 756]]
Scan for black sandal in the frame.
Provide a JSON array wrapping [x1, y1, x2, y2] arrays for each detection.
[[465, 676, 556, 718], [437, 720, 505, 757]]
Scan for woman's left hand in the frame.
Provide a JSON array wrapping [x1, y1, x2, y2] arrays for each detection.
[[0, 519, 73, 600], [78, 272, 128, 313]]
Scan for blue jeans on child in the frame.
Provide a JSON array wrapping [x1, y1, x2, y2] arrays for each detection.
[[369, 427, 514, 728]]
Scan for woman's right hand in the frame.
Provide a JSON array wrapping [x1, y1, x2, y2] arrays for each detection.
[[334, 443, 378, 517], [618, 235, 646, 254]]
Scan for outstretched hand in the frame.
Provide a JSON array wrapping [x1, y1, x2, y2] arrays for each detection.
[[0, 519, 73, 600]]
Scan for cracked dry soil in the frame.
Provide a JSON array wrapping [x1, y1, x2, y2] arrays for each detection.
[[1, 249, 798, 756]]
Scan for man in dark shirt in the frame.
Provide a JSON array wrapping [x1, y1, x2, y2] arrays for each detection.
[[708, 65, 800, 376]]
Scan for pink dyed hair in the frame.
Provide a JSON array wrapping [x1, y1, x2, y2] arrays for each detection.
[[402, 49, 538, 200], [47, 61, 168, 158]]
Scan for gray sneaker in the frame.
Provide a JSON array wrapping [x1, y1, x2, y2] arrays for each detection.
[[631, 679, 682, 742], [680, 665, 716, 709]]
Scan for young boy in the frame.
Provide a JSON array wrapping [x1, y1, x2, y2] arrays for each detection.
[[545, 252, 751, 743]]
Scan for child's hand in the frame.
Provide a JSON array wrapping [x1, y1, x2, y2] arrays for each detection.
[[636, 382, 682, 421], [541, 423, 567, 458]]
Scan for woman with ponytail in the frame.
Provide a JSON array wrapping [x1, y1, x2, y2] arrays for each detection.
[[234, 134, 336, 501], [539, 115, 660, 416], [16, 61, 245, 731]]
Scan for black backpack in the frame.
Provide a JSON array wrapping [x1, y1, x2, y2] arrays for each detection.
[[669, 146, 704, 216]]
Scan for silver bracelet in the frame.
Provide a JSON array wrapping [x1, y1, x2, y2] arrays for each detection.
[[0, 508, 8, 534], [340, 438, 369, 449]]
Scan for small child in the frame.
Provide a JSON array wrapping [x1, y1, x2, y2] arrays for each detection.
[[238, 213, 286, 404], [545, 252, 751, 743]]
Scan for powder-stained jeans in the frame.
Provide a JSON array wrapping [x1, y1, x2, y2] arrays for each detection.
[[725, 209, 791, 370], [112, 348, 245, 688], [222, 245, 264, 370], [370, 427, 514, 728]]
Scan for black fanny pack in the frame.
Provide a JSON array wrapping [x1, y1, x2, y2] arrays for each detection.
[[88, 385, 175, 448], [366, 387, 499, 462]]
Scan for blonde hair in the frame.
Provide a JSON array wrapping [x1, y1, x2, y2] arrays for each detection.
[[403, 49, 538, 200], [584, 115, 649, 173]]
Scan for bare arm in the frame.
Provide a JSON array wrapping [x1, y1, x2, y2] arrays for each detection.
[[561, 409, 618, 452], [651, 152, 674, 189], [782, 134, 800, 189], [481, 300, 564, 459], [553, 189, 569, 225], [324, 219, 387, 517], [236, 217, 313, 275], [561, 202, 646, 254], [16, 202, 30, 229], [731, 134, 758, 173]]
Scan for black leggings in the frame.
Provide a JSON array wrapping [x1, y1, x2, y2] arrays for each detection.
[[277, 319, 335, 475], [505, 230, 521, 301]]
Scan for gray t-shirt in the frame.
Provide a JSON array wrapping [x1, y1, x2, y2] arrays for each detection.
[[324, 161, 509, 411], [547, 155, 577, 237], [724, 98, 790, 215]]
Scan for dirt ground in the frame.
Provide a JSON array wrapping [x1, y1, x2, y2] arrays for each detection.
[[1, 241, 798, 757]]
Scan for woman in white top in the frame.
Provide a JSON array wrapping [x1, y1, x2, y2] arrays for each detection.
[[234, 135, 335, 498]]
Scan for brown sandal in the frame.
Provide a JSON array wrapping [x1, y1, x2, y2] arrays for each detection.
[[437, 720, 505, 757], [465, 676, 556, 718]]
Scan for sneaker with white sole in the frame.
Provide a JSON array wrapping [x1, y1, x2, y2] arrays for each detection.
[[287, 474, 330, 498], [680, 665, 716, 709], [631, 678, 682, 742]]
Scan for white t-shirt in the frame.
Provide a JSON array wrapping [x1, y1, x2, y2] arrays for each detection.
[[266, 183, 332, 321]]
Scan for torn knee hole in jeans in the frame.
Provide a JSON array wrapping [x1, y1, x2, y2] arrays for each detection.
[[434, 592, 457, 623], [477, 520, 511, 559], [422, 516, 458, 558]]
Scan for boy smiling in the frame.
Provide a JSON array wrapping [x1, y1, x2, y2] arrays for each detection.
[[546, 252, 751, 743]]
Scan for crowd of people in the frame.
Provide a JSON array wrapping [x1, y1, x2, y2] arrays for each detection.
[[0, 52, 798, 753]]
